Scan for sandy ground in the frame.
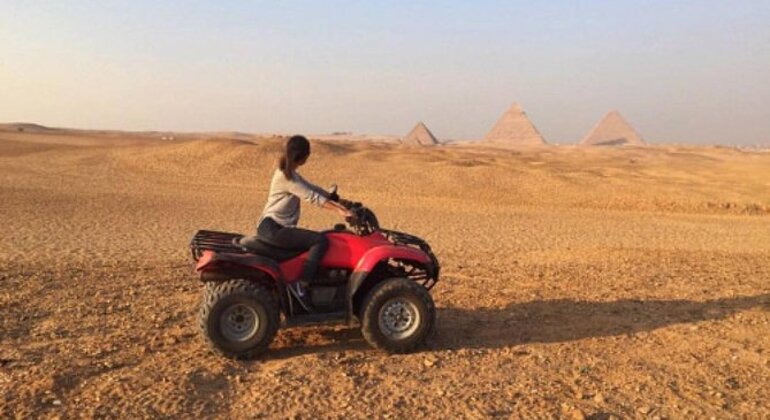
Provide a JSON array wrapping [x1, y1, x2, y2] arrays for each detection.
[[0, 127, 769, 419]]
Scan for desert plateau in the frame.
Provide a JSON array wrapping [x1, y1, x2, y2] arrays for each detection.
[[1, 125, 769, 419]]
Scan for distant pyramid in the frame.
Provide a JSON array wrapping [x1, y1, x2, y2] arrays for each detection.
[[580, 111, 645, 146], [402, 121, 439, 146], [484, 103, 547, 146]]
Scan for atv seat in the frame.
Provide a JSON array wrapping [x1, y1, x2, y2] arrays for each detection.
[[234, 236, 306, 262]]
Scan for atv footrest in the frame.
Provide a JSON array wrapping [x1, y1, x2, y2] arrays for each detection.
[[283, 311, 347, 328]]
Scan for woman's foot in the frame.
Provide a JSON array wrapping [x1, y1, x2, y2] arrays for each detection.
[[288, 282, 313, 312]]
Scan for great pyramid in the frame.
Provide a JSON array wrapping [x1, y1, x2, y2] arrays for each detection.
[[402, 121, 439, 146], [580, 110, 645, 146], [484, 103, 547, 146]]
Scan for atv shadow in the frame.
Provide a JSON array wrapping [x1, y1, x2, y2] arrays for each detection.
[[265, 293, 769, 358], [431, 293, 770, 351], [267, 327, 369, 360]]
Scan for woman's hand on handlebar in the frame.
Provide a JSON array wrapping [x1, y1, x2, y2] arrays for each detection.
[[338, 206, 354, 219]]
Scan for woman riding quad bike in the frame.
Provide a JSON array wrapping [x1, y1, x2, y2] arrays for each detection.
[[189, 136, 440, 359]]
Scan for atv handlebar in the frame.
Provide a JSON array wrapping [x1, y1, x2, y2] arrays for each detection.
[[329, 185, 379, 235]]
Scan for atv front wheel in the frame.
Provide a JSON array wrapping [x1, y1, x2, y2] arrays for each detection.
[[360, 277, 435, 353], [199, 279, 279, 359]]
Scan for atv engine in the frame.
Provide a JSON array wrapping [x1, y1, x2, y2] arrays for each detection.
[[309, 269, 349, 310]]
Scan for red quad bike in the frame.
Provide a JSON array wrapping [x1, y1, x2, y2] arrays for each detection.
[[189, 187, 440, 359]]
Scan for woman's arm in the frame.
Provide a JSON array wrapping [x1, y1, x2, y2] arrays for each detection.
[[288, 173, 352, 218], [287, 174, 328, 207], [323, 199, 353, 218]]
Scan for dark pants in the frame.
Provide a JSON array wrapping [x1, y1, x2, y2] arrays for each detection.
[[258, 218, 329, 282]]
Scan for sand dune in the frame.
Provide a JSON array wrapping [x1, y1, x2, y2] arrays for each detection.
[[1, 129, 769, 418]]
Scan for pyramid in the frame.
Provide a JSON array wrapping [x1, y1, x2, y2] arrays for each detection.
[[580, 111, 645, 146], [402, 121, 439, 146], [484, 103, 547, 146]]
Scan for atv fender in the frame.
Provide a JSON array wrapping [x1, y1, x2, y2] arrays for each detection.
[[195, 250, 281, 281], [346, 245, 433, 324]]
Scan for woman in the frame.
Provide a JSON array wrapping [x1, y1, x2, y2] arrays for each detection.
[[240, 135, 352, 307]]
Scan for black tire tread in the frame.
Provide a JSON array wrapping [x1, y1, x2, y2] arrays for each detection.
[[360, 277, 435, 354], [199, 279, 279, 359]]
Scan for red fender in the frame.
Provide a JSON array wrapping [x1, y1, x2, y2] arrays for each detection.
[[353, 245, 432, 274], [195, 250, 281, 280]]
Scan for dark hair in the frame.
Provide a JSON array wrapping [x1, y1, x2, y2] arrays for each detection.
[[279, 135, 310, 180]]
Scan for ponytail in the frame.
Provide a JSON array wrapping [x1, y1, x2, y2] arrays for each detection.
[[279, 135, 311, 180]]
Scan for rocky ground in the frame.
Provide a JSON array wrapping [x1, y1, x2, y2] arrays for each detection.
[[1, 130, 769, 418]]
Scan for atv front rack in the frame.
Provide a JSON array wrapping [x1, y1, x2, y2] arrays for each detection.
[[381, 229, 441, 290], [190, 230, 247, 262]]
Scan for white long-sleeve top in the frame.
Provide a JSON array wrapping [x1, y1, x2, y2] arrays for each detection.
[[259, 169, 329, 228]]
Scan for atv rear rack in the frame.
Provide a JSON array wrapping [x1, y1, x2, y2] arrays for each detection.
[[190, 230, 247, 262]]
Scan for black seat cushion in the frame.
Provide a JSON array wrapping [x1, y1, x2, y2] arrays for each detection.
[[236, 235, 306, 262]]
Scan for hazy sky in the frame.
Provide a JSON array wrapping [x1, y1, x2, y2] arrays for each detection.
[[2, 1, 769, 144]]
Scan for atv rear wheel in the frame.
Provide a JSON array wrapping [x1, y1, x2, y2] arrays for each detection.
[[199, 279, 279, 359], [360, 277, 435, 353]]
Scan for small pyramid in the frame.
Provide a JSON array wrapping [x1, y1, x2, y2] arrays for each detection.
[[484, 103, 547, 146], [402, 121, 439, 146], [580, 111, 645, 146]]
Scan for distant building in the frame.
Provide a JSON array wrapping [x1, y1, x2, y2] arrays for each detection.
[[402, 122, 439, 146], [579, 111, 645, 146], [484, 103, 547, 146]]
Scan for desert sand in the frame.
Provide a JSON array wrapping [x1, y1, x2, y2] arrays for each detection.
[[1, 125, 769, 418]]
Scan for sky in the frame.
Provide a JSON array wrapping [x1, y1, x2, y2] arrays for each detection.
[[1, 1, 769, 145]]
